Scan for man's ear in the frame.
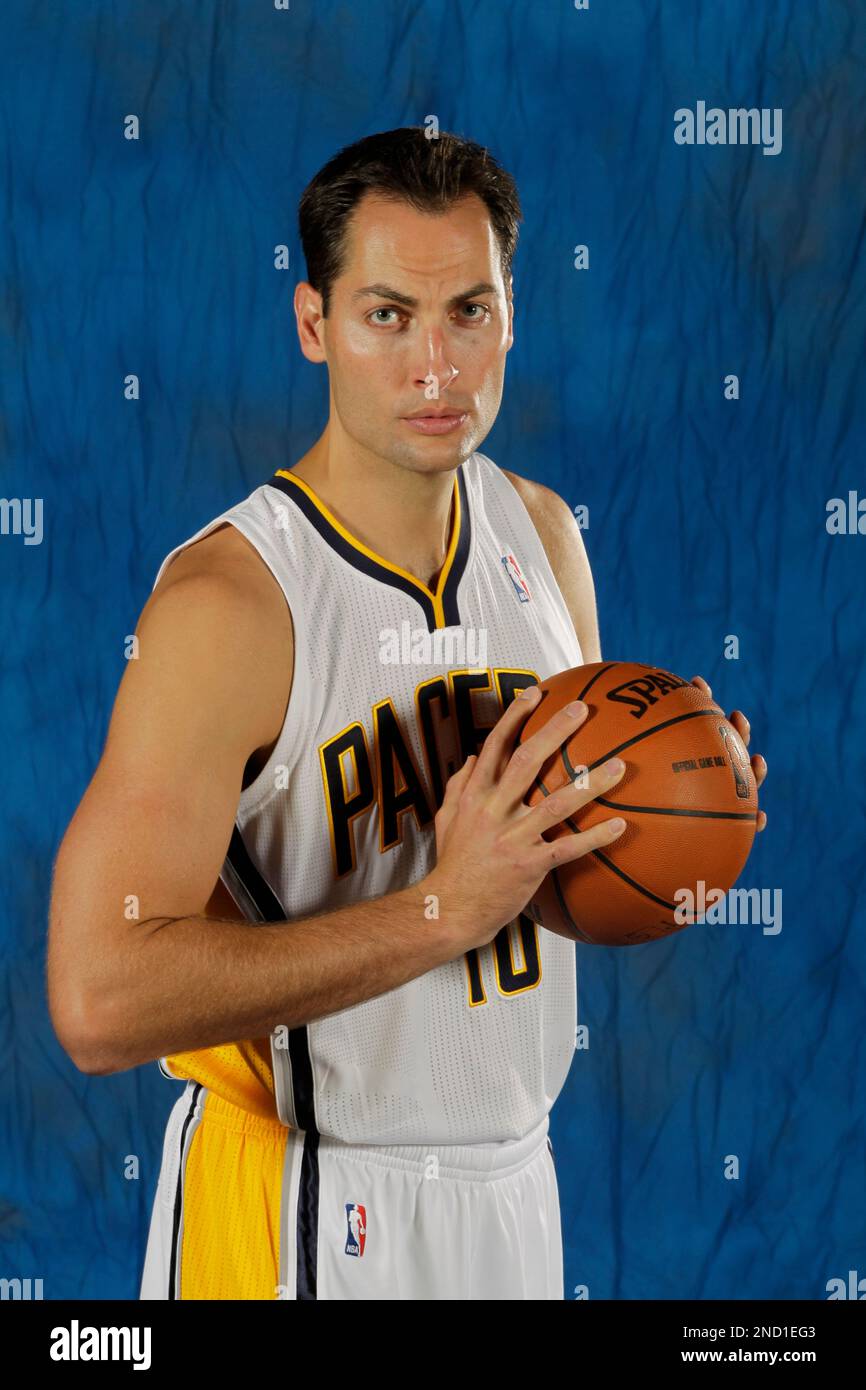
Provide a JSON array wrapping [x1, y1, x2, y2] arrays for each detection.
[[294, 281, 328, 364]]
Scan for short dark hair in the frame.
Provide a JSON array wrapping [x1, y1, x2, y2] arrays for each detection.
[[298, 127, 522, 316]]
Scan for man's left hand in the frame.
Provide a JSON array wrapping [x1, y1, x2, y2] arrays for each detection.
[[690, 675, 768, 832]]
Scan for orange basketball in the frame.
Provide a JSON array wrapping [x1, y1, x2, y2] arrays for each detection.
[[517, 662, 758, 946]]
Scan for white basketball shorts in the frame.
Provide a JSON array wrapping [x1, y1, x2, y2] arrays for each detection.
[[140, 1079, 564, 1301]]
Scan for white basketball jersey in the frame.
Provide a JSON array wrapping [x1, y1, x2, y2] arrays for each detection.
[[151, 450, 583, 1145]]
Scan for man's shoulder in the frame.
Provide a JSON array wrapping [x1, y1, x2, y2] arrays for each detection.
[[152, 520, 288, 621], [496, 465, 599, 660], [498, 468, 579, 556], [139, 520, 294, 752], [145, 520, 294, 666], [500, 467, 567, 510], [155, 520, 264, 589]]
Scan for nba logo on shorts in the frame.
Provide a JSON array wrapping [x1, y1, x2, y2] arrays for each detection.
[[345, 1202, 367, 1257], [501, 552, 531, 603]]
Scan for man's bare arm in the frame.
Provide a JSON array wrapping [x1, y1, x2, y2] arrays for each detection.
[[502, 470, 602, 662], [46, 531, 471, 1076]]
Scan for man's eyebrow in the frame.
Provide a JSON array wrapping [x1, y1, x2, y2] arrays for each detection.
[[351, 281, 499, 310]]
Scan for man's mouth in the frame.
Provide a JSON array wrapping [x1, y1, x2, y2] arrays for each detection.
[[401, 411, 468, 435]]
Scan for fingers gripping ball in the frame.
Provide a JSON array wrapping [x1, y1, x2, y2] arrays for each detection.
[[518, 663, 758, 946]]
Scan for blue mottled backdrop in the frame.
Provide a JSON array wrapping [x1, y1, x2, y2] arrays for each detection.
[[1, 0, 863, 1300]]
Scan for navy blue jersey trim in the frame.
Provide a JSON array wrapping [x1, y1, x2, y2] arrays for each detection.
[[266, 463, 471, 634]]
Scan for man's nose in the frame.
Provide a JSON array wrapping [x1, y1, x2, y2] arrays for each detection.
[[411, 328, 460, 392]]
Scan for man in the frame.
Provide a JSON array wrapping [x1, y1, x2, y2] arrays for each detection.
[[47, 128, 767, 1300]]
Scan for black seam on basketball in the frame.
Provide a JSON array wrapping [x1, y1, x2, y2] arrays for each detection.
[[594, 796, 757, 821], [550, 866, 595, 943], [561, 707, 728, 775], [534, 704, 746, 932], [577, 663, 619, 702], [530, 772, 594, 941], [589, 849, 678, 912], [550, 756, 681, 913]]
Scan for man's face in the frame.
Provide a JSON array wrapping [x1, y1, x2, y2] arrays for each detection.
[[302, 191, 513, 475]]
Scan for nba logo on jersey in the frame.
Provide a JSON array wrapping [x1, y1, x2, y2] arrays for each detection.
[[345, 1203, 367, 1257], [501, 552, 531, 602]]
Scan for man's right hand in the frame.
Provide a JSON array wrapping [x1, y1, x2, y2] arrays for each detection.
[[426, 684, 627, 950]]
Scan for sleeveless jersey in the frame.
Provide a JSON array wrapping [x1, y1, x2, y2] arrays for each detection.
[[152, 451, 583, 1145]]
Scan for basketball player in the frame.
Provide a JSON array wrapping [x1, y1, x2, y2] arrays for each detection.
[[47, 128, 767, 1301]]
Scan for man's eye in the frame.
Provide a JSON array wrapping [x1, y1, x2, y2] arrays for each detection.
[[369, 308, 403, 325], [367, 303, 490, 326], [460, 303, 491, 322]]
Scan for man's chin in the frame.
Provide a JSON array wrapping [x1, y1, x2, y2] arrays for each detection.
[[390, 430, 482, 473]]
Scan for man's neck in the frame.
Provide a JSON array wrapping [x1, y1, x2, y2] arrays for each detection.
[[289, 433, 460, 591]]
